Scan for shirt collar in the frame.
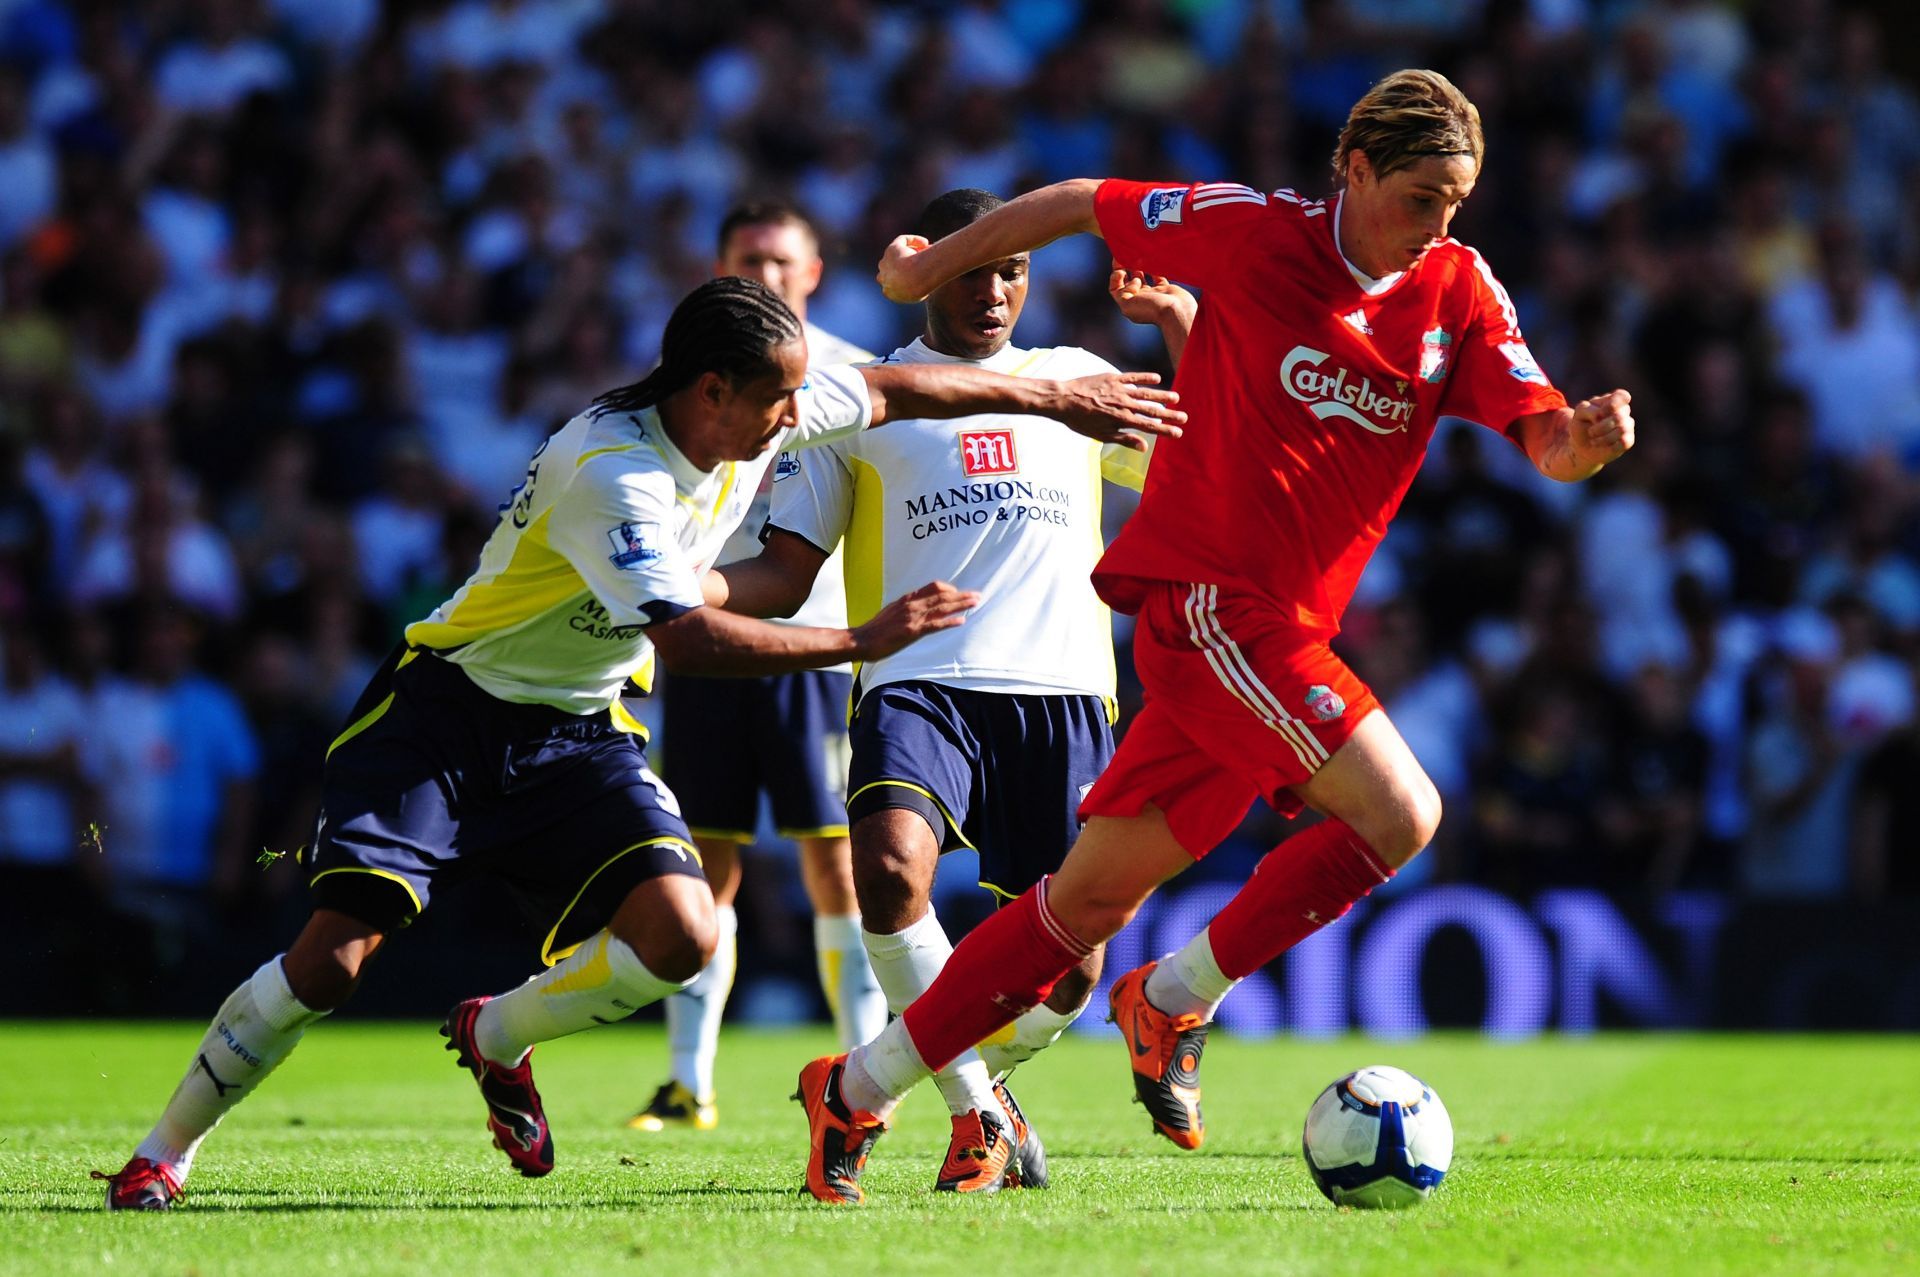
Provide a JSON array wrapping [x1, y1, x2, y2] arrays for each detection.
[[903, 335, 1030, 372]]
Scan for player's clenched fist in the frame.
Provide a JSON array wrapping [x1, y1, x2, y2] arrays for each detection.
[[851, 581, 980, 660], [877, 234, 933, 302], [1568, 389, 1634, 467]]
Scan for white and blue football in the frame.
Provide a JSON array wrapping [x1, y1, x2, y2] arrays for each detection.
[[1302, 1065, 1453, 1208]]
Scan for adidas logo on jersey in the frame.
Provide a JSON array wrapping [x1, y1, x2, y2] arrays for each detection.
[[1342, 309, 1373, 336], [1279, 346, 1415, 435]]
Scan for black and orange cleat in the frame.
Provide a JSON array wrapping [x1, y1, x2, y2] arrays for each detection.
[[993, 1081, 1048, 1189], [934, 1105, 1017, 1194], [794, 1055, 887, 1205], [440, 997, 554, 1177], [92, 1157, 181, 1211], [1108, 962, 1210, 1150]]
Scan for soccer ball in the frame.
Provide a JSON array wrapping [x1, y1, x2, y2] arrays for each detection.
[[1302, 1065, 1453, 1208]]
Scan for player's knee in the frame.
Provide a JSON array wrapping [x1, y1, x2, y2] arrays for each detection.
[[628, 912, 716, 985], [1374, 780, 1442, 868], [850, 828, 933, 930]]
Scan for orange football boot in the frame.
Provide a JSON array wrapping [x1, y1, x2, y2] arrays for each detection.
[[1108, 961, 1210, 1149], [933, 1105, 1017, 1193], [794, 1055, 887, 1204]]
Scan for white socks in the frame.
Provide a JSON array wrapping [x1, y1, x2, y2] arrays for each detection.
[[814, 912, 887, 1049], [135, 956, 326, 1180], [841, 1018, 929, 1119], [663, 904, 737, 1101], [862, 910, 999, 1119], [1144, 927, 1240, 1021], [475, 930, 690, 1067], [979, 999, 1085, 1080]]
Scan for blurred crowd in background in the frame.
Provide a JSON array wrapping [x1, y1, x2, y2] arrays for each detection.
[[3, 0, 1919, 1013]]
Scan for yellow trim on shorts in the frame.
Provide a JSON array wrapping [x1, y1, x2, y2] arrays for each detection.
[[308, 866, 425, 916], [688, 827, 757, 844], [325, 650, 423, 760], [779, 824, 851, 841], [847, 779, 977, 852], [540, 835, 703, 967]]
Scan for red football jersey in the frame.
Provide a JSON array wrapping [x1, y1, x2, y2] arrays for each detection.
[[1093, 179, 1568, 636]]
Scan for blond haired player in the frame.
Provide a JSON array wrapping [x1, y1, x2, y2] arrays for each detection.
[[798, 70, 1636, 1204]]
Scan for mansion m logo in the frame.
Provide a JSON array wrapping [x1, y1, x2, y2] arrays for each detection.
[[1280, 346, 1416, 436], [959, 429, 1019, 477]]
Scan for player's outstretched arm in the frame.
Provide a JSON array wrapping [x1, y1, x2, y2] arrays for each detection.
[[704, 530, 830, 619], [1509, 390, 1635, 482], [878, 179, 1103, 303], [648, 581, 978, 677], [1109, 267, 1197, 368], [860, 364, 1183, 453]]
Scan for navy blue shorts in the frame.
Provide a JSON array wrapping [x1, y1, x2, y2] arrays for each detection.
[[307, 647, 703, 964], [660, 668, 853, 842], [845, 681, 1114, 899]]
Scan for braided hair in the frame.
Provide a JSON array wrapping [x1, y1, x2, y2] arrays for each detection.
[[591, 276, 803, 417]]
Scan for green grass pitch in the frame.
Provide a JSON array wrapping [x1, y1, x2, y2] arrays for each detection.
[[3, 1023, 1916, 1276]]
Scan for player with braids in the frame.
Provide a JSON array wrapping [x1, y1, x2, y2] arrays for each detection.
[[630, 210, 888, 1137], [94, 277, 1184, 1209], [797, 69, 1635, 1203]]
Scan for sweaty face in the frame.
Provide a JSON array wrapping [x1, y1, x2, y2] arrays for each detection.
[[716, 223, 824, 313], [1342, 152, 1478, 277], [925, 254, 1029, 359], [710, 338, 811, 463]]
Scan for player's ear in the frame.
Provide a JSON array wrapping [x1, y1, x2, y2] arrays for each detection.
[[802, 256, 823, 296], [1348, 149, 1373, 188], [693, 369, 731, 412]]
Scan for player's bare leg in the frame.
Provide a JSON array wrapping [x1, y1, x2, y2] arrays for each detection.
[[95, 910, 384, 1209], [1129, 710, 1433, 1144], [797, 834, 887, 1049], [636, 835, 742, 1130], [454, 875, 714, 1174]]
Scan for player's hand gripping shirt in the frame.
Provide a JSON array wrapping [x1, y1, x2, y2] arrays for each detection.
[[1093, 180, 1568, 636], [768, 337, 1149, 704], [708, 323, 872, 648], [405, 363, 873, 713]]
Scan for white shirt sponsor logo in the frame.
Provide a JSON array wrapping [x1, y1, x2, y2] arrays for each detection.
[[1279, 346, 1416, 435], [1498, 340, 1547, 384]]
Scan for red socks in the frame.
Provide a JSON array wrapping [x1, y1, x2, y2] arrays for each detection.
[[1207, 818, 1393, 979], [900, 877, 1090, 1075]]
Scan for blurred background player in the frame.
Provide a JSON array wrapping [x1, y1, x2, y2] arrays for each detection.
[[714, 188, 1193, 1194], [92, 276, 1184, 1209], [798, 70, 1637, 1204], [631, 202, 886, 1133]]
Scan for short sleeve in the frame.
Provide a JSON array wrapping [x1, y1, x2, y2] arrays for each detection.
[[546, 462, 704, 627], [767, 441, 854, 556], [787, 362, 874, 448], [1095, 179, 1272, 293], [1046, 345, 1153, 492], [1438, 247, 1569, 433]]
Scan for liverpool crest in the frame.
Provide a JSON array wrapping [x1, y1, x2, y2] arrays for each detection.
[[1418, 327, 1451, 384]]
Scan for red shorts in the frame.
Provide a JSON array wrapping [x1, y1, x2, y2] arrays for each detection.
[[1080, 582, 1377, 857]]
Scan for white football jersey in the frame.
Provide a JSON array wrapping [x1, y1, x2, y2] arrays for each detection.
[[768, 337, 1149, 706], [407, 363, 872, 713], [709, 324, 870, 668]]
